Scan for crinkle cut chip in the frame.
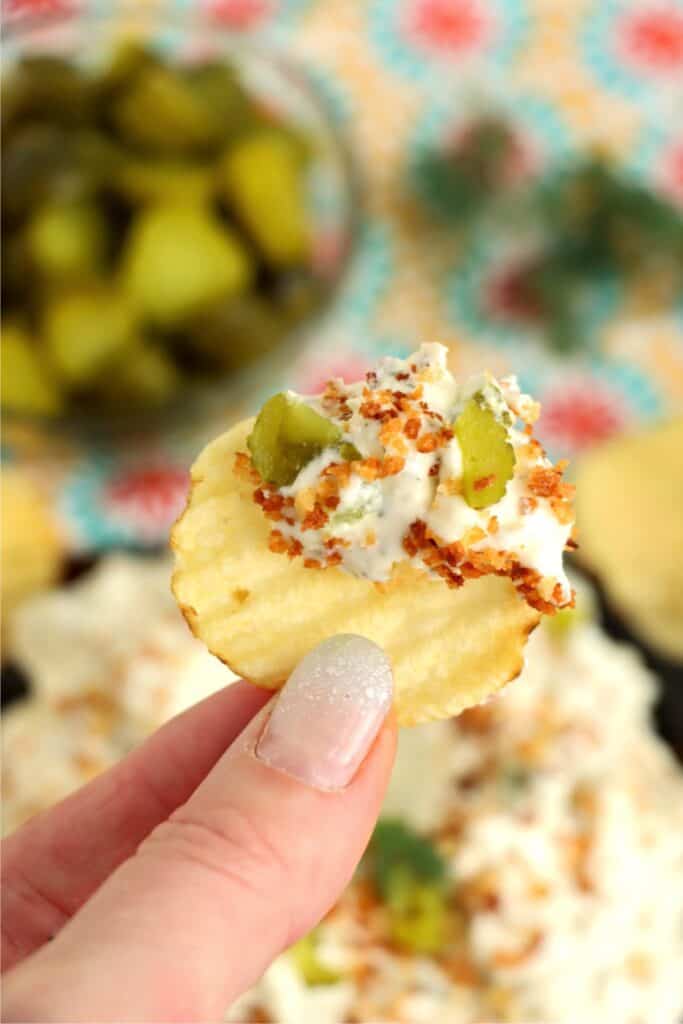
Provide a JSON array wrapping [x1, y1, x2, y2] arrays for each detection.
[[172, 420, 540, 726]]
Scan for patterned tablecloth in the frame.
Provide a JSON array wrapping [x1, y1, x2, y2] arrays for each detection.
[[4, 0, 683, 550]]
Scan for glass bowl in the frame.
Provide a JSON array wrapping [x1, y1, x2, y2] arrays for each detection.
[[2, 3, 359, 455]]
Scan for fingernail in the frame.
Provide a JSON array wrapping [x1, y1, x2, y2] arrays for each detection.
[[255, 634, 393, 791]]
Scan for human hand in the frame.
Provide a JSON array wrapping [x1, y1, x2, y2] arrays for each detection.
[[2, 635, 396, 1023]]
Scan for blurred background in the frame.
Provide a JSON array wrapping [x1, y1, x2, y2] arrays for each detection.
[[2, 1, 682, 1022]]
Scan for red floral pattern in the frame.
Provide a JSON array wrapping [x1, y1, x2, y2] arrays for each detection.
[[402, 0, 494, 56], [618, 7, 683, 73], [205, 0, 273, 30], [537, 383, 627, 454], [4, 0, 74, 16], [103, 466, 189, 539], [486, 259, 544, 325]]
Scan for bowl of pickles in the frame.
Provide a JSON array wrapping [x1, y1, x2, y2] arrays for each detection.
[[1, 8, 357, 444]]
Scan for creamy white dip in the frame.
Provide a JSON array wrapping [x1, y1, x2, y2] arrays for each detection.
[[272, 344, 573, 607]]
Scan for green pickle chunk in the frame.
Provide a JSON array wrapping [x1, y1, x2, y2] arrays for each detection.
[[546, 581, 594, 641], [2, 324, 63, 416], [339, 442, 361, 462], [100, 342, 180, 408], [114, 159, 214, 206], [385, 869, 448, 955], [112, 65, 223, 154], [454, 397, 516, 509], [122, 204, 251, 327], [220, 131, 310, 267], [43, 286, 137, 387], [366, 820, 449, 955], [2, 56, 91, 131], [26, 199, 108, 280], [280, 398, 342, 448], [247, 393, 346, 487], [289, 932, 342, 987], [191, 295, 285, 371]]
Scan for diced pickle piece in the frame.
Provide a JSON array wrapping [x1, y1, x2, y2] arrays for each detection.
[[219, 131, 310, 267], [363, 821, 449, 954], [115, 159, 214, 205], [101, 342, 180, 408], [191, 295, 285, 371], [369, 819, 447, 897], [280, 399, 342, 448], [122, 204, 251, 327], [74, 130, 127, 187], [43, 286, 137, 386], [26, 200, 108, 280], [2, 324, 63, 416], [386, 871, 447, 955], [247, 393, 289, 485], [331, 506, 367, 525], [186, 63, 254, 141], [454, 398, 515, 509], [95, 39, 161, 99], [289, 932, 342, 987], [2, 125, 88, 221], [3, 234, 32, 307], [247, 392, 342, 486], [545, 579, 595, 640], [339, 442, 361, 461], [2, 56, 90, 132], [112, 65, 223, 154]]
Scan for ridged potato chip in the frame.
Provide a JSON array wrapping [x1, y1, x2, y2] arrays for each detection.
[[172, 420, 540, 725], [576, 418, 683, 661], [1, 469, 64, 641]]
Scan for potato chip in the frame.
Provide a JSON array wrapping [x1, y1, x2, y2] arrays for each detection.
[[576, 418, 683, 661], [172, 420, 540, 725], [1, 468, 64, 641]]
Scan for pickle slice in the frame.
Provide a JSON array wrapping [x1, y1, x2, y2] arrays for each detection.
[[247, 393, 343, 486], [454, 398, 515, 509]]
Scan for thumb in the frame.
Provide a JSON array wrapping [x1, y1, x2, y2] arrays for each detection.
[[4, 635, 396, 1023]]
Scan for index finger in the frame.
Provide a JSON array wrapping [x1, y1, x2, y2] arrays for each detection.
[[2, 680, 269, 971]]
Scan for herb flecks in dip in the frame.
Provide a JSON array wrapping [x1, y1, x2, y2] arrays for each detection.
[[241, 344, 575, 614]]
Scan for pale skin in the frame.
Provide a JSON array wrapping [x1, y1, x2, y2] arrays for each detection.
[[2, 674, 397, 1022]]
